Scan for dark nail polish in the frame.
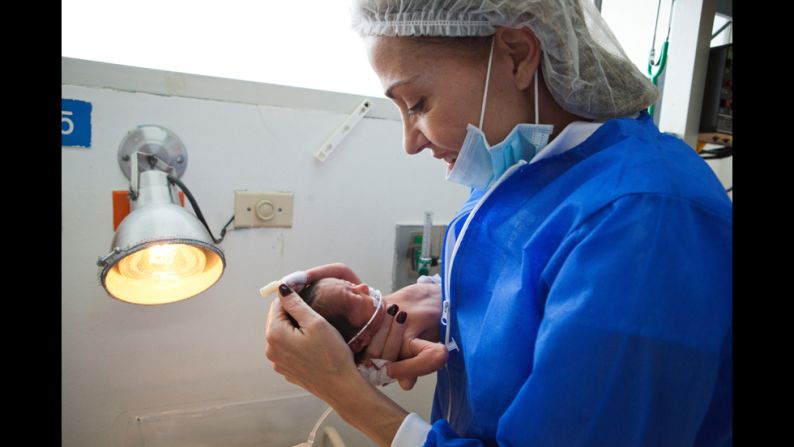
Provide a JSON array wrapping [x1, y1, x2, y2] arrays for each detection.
[[396, 311, 407, 324], [279, 284, 292, 297], [387, 304, 399, 316]]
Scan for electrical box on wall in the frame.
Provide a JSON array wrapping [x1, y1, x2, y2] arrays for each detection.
[[393, 223, 447, 291], [700, 43, 732, 136], [233, 191, 294, 228]]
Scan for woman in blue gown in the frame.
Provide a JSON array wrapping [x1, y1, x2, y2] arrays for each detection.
[[265, 1, 732, 445]]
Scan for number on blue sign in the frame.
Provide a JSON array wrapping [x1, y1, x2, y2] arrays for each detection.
[[62, 110, 75, 136]]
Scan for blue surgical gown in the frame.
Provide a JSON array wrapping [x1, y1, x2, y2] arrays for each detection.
[[428, 112, 732, 446]]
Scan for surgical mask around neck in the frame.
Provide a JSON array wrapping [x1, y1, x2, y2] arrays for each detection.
[[346, 287, 383, 345], [446, 37, 554, 190]]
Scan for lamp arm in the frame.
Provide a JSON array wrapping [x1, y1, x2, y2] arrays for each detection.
[[129, 152, 178, 200]]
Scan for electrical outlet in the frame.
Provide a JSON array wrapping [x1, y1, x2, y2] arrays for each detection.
[[234, 191, 293, 228]]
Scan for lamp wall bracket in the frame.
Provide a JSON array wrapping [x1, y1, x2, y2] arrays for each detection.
[[118, 125, 188, 180]]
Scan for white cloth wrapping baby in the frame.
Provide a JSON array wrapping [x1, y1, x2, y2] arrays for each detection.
[[357, 358, 396, 387]]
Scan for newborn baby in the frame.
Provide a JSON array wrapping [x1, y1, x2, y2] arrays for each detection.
[[298, 277, 447, 387]]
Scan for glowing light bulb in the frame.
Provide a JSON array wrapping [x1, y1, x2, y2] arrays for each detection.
[[118, 243, 207, 289], [148, 244, 176, 268], [106, 241, 224, 305]]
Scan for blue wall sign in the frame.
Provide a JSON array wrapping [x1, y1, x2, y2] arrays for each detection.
[[62, 99, 92, 148]]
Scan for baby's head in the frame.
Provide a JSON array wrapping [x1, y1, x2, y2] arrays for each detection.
[[298, 277, 386, 353]]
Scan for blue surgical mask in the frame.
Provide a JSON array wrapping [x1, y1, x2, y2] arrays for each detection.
[[446, 37, 554, 191]]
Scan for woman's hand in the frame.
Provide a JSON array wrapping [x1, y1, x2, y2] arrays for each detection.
[[265, 283, 409, 446], [377, 282, 444, 390], [364, 304, 405, 361], [265, 284, 358, 398]]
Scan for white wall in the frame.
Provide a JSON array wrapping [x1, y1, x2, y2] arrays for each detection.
[[62, 60, 468, 446], [62, 0, 386, 98], [600, 0, 667, 77]]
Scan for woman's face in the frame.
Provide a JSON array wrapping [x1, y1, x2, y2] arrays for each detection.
[[366, 36, 492, 171]]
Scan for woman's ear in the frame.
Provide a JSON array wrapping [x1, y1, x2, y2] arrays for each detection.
[[494, 26, 542, 91]]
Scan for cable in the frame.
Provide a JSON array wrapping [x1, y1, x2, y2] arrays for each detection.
[[217, 216, 235, 242], [712, 20, 732, 40], [699, 146, 732, 160], [167, 175, 235, 244], [647, 0, 675, 116], [292, 406, 335, 447], [725, 186, 733, 193], [307, 406, 334, 446], [649, 0, 663, 60], [700, 147, 732, 154]]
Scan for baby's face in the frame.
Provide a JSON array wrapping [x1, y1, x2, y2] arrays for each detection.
[[314, 278, 386, 352]]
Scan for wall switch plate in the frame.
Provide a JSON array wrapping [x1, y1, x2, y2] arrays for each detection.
[[234, 191, 293, 228]]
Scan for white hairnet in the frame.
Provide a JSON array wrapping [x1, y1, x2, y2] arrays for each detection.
[[351, 0, 658, 120]]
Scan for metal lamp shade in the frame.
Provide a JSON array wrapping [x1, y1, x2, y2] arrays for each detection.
[[99, 171, 225, 305]]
